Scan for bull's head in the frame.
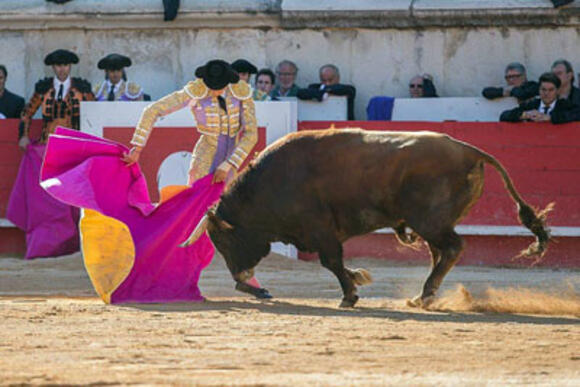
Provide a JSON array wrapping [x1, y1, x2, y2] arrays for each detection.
[[180, 207, 269, 283]]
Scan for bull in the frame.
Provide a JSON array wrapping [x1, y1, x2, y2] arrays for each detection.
[[182, 129, 551, 308]]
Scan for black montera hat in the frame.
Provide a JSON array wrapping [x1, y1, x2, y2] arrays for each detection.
[[195, 60, 239, 90], [231, 59, 258, 74], [98, 53, 132, 70], [44, 49, 79, 66]]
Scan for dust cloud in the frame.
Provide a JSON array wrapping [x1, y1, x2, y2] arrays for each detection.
[[430, 284, 580, 317]]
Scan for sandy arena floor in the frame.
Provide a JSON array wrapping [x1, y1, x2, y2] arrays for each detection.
[[1, 252, 579, 386]]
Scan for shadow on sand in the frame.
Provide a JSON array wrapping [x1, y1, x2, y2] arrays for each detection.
[[120, 298, 579, 326]]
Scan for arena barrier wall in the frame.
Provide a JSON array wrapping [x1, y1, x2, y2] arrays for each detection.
[[1, 118, 578, 267], [297, 121, 580, 268]]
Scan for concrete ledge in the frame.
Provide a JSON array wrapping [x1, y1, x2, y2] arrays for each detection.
[[1, 0, 579, 30]]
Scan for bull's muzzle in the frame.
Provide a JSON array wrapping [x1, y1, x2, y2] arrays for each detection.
[[179, 214, 209, 248]]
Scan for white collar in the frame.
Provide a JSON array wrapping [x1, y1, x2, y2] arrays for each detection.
[[54, 76, 71, 96], [106, 79, 123, 93], [539, 99, 556, 114]]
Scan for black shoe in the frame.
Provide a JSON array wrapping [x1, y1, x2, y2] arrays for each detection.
[[235, 282, 273, 299], [551, 0, 574, 8]]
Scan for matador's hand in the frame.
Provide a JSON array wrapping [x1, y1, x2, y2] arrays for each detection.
[[213, 161, 234, 184], [18, 136, 30, 151], [122, 146, 142, 166]]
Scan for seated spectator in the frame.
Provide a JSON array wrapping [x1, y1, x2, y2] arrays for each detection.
[[270, 60, 300, 98], [93, 54, 145, 101], [0, 65, 25, 119], [500, 72, 579, 124], [482, 62, 538, 103], [408, 74, 439, 98], [255, 68, 275, 101], [551, 59, 580, 106], [297, 64, 356, 120]]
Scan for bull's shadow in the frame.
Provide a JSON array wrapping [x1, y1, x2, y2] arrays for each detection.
[[123, 298, 579, 326]]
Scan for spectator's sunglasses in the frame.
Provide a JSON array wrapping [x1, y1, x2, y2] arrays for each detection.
[[409, 83, 423, 88], [505, 73, 523, 80]]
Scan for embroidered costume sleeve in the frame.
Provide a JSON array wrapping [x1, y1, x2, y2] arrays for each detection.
[[19, 78, 52, 138], [227, 82, 258, 169], [125, 82, 144, 101], [131, 88, 190, 147]]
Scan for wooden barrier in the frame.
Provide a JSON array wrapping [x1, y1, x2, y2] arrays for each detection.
[[0, 120, 266, 256]]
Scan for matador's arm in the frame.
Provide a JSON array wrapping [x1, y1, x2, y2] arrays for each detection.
[[130, 88, 191, 147]]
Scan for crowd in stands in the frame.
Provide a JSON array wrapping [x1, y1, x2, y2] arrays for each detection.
[[1, 50, 580, 127]]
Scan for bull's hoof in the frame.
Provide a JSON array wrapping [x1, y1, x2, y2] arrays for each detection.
[[339, 295, 359, 308], [235, 282, 273, 299], [406, 294, 435, 309]]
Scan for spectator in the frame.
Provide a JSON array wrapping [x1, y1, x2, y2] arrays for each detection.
[[409, 74, 439, 98], [0, 65, 25, 119], [93, 53, 145, 101], [19, 49, 94, 149], [270, 60, 300, 98], [255, 68, 275, 101], [499, 72, 579, 124], [297, 64, 356, 120], [482, 62, 538, 103], [551, 59, 580, 106]]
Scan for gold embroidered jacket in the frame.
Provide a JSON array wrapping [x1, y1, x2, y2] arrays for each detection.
[[131, 79, 258, 179], [20, 77, 94, 142]]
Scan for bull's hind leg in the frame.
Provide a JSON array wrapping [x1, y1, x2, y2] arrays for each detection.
[[408, 230, 464, 308], [317, 239, 358, 308]]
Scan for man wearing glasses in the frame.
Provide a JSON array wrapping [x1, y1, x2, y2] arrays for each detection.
[[270, 60, 301, 99], [408, 74, 438, 98], [482, 62, 538, 103]]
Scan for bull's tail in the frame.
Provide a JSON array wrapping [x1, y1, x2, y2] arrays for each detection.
[[477, 150, 553, 258]]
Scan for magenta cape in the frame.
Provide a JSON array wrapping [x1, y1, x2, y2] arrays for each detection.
[[40, 127, 224, 304], [6, 142, 80, 259]]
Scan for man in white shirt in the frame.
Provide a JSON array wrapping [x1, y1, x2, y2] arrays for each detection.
[[19, 49, 94, 148], [500, 72, 579, 124]]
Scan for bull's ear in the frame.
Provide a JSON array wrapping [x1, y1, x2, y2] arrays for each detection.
[[207, 209, 234, 231]]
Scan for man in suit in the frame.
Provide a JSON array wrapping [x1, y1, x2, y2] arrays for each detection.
[[93, 53, 145, 102], [297, 64, 356, 120], [0, 65, 25, 119], [19, 49, 94, 149], [500, 72, 579, 124], [482, 62, 538, 104]]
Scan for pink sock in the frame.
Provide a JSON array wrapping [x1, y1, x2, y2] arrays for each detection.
[[246, 276, 261, 288]]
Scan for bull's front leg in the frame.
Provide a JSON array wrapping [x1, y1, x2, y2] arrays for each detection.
[[318, 240, 358, 308]]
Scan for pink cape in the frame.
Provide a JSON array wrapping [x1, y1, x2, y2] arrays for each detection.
[[6, 142, 80, 259], [40, 127, 224, 304]]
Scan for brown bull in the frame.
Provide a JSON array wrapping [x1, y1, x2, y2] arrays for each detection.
[[182, 129, 551, 308]]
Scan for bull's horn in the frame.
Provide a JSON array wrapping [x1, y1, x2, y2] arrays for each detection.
[[179, 214, 209, 248]]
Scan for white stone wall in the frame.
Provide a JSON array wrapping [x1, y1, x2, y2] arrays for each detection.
[[1, 0, 579, 120]]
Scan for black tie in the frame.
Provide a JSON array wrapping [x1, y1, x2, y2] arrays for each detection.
[[543, 106, 549, 114], [107, 84, 115, 101], [217, 95, 227, 113], [57, 84, 63, 101]]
